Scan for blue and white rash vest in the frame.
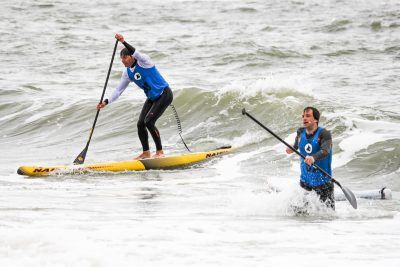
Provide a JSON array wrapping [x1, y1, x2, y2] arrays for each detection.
[[298, 127, 332, 187], [107, 50, 169, 103]]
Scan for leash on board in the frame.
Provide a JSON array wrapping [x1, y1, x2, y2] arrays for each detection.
[[170, 104, 191, 152]]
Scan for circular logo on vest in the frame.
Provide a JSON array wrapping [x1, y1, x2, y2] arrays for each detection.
[[134, 73, 141, 80], [304, 143, 312, 154]]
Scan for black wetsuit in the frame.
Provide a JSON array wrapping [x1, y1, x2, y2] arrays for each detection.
[[137, 87, 173, 151]]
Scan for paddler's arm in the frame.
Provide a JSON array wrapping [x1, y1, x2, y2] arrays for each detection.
[[286, 128, 302, 154], [312, 129, 332, 161], [115, 33, 154, 68], [115, 33, 136, 55], [97, 71, 130, 110]]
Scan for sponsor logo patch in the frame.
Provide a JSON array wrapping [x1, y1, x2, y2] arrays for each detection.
[[305, 143, 312, 154]]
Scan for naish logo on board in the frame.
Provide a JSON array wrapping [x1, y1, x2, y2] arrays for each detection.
[[33, 167, 57, 173], [206, 151, 225, 158]]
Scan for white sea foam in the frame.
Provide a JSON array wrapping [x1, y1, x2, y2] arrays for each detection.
[[334, 117, 400, 168], [217, 73, 315, 100]]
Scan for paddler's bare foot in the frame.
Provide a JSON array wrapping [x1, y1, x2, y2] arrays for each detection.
[[134, 151, 151, 160], [152, 150, 165, 158]]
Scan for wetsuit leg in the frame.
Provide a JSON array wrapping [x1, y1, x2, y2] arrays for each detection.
[[300, 181, 335, 210], [144, 87, 173, 151], [315, 182, 335, 210], [137, 99, 153, 151]]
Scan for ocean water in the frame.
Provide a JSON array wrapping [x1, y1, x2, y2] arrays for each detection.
[[1, 0, 399, 266]]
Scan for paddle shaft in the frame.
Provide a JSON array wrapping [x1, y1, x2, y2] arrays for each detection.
[[242, 109, 341, 187], [74, 40, 118, 164]]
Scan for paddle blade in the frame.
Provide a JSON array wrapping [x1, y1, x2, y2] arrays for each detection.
[[73, 147, 87, 165], [340, 185, 358, 209]]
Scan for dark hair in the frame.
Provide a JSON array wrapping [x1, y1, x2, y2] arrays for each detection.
[[303, 107, 320, 123], [120, 48, 133, 57]]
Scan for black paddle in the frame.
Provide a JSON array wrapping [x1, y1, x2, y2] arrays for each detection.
[[242, 108, 357, 209], [73, 40, 119, 165]]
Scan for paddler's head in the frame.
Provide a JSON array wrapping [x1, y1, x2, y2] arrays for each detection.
[[302, 107, 320, 130], [120, 48, 135, 68]]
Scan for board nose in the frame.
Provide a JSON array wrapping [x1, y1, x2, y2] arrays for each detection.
[[17, 167, 25, 175]]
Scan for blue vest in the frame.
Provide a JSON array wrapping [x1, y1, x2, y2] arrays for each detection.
[[299, 127, 332, 187], [127, 64, 169, 101]]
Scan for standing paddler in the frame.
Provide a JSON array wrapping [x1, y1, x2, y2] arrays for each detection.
[[286, 107, 335, 209], [97, 33, 173, 159]]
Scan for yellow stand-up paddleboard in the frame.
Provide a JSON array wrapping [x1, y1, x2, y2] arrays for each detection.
[[17, 146, 234, 177]]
